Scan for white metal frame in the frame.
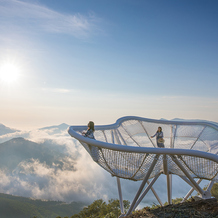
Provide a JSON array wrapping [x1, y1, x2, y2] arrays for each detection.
[[68, 116, 218, 217]]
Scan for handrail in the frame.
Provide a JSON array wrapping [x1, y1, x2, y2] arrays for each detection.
[[70, 116, 218, 131], [68, 127, 218, 164]]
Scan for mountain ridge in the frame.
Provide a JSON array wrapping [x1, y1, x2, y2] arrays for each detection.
[[0, 192, 85, 218], [0, 136, 73, 172], [0, 123, 19, 136]]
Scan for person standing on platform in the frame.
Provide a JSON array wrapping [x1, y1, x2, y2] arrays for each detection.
[[151, 127, 164, 147]]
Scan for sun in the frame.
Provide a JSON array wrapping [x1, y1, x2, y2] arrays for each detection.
[[0, 62, 20, 84]]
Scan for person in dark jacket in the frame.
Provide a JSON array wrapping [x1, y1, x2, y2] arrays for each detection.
[[151, 127, 164, 147]]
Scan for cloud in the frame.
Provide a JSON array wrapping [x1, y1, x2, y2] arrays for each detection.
[[41, 88, 75, 94], [0, 130, 29, 143], [0, 0, 101, 38], [0, 125, 209, 207]]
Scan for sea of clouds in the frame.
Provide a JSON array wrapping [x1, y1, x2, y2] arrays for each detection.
[[0, 124, 209, 208]]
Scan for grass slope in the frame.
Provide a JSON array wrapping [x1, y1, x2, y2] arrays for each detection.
[[0, 193, 85, 218], [126, 198, 218, 218]]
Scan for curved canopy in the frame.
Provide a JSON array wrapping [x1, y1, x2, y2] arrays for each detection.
[[68, 116, 218, 181]]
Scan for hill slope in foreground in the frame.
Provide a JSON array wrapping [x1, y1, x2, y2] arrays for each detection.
[[126, 198, 218, 218], [0, 193, 85, 218]]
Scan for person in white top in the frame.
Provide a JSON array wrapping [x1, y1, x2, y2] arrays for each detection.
[[82, 121, 95, 140]]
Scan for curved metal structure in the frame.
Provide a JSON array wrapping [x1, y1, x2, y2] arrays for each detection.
[[68, 116, 218, 217]]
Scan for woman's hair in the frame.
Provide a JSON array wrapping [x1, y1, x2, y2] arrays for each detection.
[[88, 121, 95, 131], [157, 126, 162, 132]]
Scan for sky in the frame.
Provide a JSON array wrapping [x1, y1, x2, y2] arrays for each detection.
[[0, 0, 218, 130]]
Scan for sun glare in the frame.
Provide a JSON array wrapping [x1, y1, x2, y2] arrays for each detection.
[[0, 62, 21, 84]]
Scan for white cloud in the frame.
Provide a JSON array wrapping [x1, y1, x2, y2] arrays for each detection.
[[41, 88, 74, 94], [0, 124, 210, 207], [0, 0, 101, 38], [0, 130, 29, 143]]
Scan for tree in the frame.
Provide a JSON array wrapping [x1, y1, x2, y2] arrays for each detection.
[[211, 182, 218, 199], [70, 199, 130, 218], [200, 182, 218, 199]]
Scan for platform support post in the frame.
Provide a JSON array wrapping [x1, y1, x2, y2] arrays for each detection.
[[116, 177, 124, 215], [171, 155, 205, 197], [147, 180, 163, 206], [163, 154, 172, 204], [125, 155, 159, 216], [181, 179, 202, 203], [206, 180, 214, 192], [132, 173, 161, 211], [167, 174, 172, 204]]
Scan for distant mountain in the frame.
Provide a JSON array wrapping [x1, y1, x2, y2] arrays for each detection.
[[0, 123, 70, 144], [159, 118, 218, 126], [171, 118, 218, 126], [0, 192, 85, 218], [0, 123, 19, 136], [0, 137, 74, 172], [39, 123, 69, 134]]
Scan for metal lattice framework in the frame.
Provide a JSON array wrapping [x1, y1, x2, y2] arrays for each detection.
[[68, 116, 218, 217]]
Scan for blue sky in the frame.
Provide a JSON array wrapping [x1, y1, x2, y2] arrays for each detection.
[[0, 0, 218, 129]]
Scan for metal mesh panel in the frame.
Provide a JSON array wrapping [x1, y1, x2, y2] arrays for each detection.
[[149, 155, 163, 179], [117, 125, 131, 144], [80, 141, 91, 155], [173, 125, 203, 149], [96, 148, 114, 174], [169, 155, 194, 177], [176, 125, 205, 138], [131, 154, 157, 180], [100, 148, 147, 180], [192, 140, 209, 152], [141, 121, 174, 148], [179, 155, 218, 180], [102, 130, 112, 143], [117, 123, 139, 147], [200, 126, 218, 154], [121, 120, 145, 136], [70, 117, 218, 181], [141, 121, 163, 138], [131, 133, 153, 147], [94, 130, 105, 142], [174, 137, 196, 149]]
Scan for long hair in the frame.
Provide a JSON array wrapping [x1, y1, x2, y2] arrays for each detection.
[[88, 121, 95, 131], [157, 126, 162, 133]]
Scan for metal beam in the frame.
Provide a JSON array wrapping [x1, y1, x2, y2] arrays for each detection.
[[190, 126, 206, 150], [116, 177, 124, 215], [204, 180, 214, 199], [114, 129, 122, 145], [117, 129, 127, 145], [179, 175, 197, 188], [172, 125, 177, 148], [171, 155, 205, 196], [132, 173, 161, 211], [139, 121, 156, 148], [163, 154, 172, 204], [102, 130, 108, 143], [206, 180, 214, 192], [167, 174, 172, 204], [181, 179, 202, 203], [163, 154, 168, 175], [121, 124, 141, 147], [125, 155, 159, 216], [111, 130, 115, 143], [147, 180, 163, 206]]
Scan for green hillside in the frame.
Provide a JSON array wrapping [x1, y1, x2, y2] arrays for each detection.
[[0, 193, 85, 218]]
